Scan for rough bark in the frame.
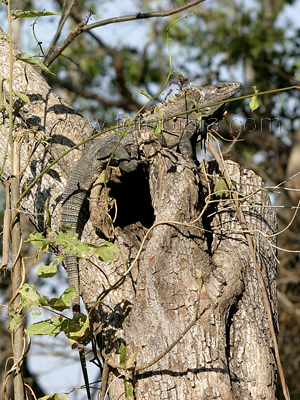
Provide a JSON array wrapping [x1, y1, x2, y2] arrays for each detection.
[[0, 30, 93, 233], [86, 148, 277, 400], [0, 34, 278, 399]]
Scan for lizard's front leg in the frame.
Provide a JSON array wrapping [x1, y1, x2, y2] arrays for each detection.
[[178, 121, 200, 165], [114, 143, 140, 173]]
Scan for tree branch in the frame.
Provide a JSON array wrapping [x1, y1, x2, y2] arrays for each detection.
[[84, 0, 206, 30], [43, 0, 206, 67], [43, 0, 76, 64]]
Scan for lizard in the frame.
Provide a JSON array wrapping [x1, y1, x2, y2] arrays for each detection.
[[61, 80, 242, 310], [59, 81, 242, 396]]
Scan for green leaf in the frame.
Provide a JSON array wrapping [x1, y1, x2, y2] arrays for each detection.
[[152, 106, 163, 135], [60, 224, 73, 232], [40, 287, 76, 311], [0, 76, 8, 111], [186, 96, 197, 107], [296, 74, 300, 80], [138, 89, 151, 99], [57, 287, 77, 309], [14, 92, 30, 104], [155, 106, 163, 117], [214, 178, 229, 198], [75, 241, 90, 258], [62, 314, 91, 345], [195, 269, 202, 278], [8, 309, 21, 330], [56, 231, 77, 245], [13, 52, 55, 75], [52, 255, 64, 262], [124, 379, 134, 399], [249, 95, 259, 112], [37, 261, 58, 278], [65, 241, 89, 258], [44, 298, 69, 312], [19, 283, 41, 310], [249, 85, 259, 112], [113, 128, 121, 137], [119, 343, 128, 369], [11, 10, 60, 18], [32, 311, 40, 319], [26, 317, 65, 336], [25, 232, 47, 250], [38, 295, 50, 306], [193, 282, 199, 290], [91, 242, 120, 261], [172, 71, 184, 77], [152, 120, 162, 135], [38, 394, 67, 400]]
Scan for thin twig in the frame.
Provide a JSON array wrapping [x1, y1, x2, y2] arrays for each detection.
[[43, 0, 76, 64], [99, 359, 110, 400], [0, 179, 10, 270]]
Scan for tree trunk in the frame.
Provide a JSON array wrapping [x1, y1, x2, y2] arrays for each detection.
[[87, 147, 278, 399], [0, 33, 278, 399]]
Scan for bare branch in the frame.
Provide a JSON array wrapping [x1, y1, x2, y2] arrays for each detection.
[[43, 0, 76, 64], [44, 0, 206, 67], [85, 0, 205, 30]]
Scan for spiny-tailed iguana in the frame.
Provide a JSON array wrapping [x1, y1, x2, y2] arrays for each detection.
[[60, 81, 241, 399], [61, 81, 242, 312]]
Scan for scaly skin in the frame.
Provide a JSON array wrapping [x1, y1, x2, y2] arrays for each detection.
[[60, 81, 241, 400], [60, 81, 242, 313]]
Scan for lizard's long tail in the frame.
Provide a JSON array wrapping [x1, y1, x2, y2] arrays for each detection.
[[61, 189, 91, 399], [61, 190, 88, 314]]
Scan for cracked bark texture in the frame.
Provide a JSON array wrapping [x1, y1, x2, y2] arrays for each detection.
[[0, 33, 278, 399]]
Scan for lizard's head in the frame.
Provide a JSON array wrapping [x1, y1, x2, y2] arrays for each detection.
[[141, 81, 242, 149], [154, 81, 242, 122], [184, 81, 242, 122]]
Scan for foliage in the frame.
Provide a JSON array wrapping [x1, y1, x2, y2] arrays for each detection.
[[25, 229, 120, 262], [14, 52, 55, 75], [39, 393, 67, 400], [249, 86, 259, 112], [8, 281, 91, 345]]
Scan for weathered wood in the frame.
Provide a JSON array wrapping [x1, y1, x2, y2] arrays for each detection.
[[0, 33, 278, 399], [0, 32, 93, 232], [87, 147, 277, 400]]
